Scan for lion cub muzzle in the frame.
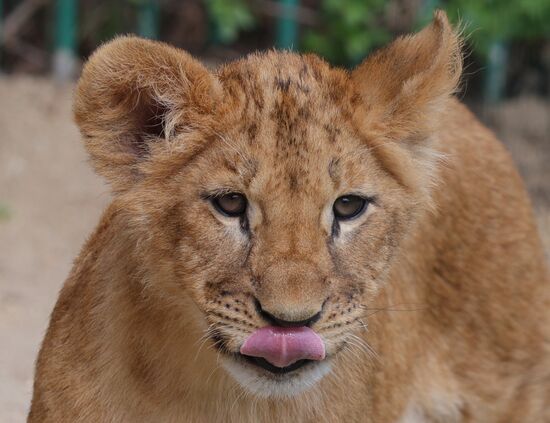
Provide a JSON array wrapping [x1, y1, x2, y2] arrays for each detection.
[[252, 260, 329, 324]]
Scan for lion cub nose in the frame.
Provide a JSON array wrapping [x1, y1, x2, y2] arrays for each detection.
[[253, 260, 329, 327], [254, 298, 323, 328]]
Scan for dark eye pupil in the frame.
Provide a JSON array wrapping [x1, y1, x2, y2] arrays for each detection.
[[214, 193, 247, 217], [333, 195, 367, 219]]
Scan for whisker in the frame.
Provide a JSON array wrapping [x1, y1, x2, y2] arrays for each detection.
[[359, 303, 428, 319], [359, 302, 427, 311], [207, 316, 255, 338], [229, 384, 249, 414], [341, 342, 364, 363], [345, 339, 377, 364], [192, 322, 217, 348], [357, 318, 369, 332], [205, 355, 222, 386], [192, 322, 220, 363], [317, 316, 365, 332], [206, 310, 257, 329], [347, 333, 379, 361]]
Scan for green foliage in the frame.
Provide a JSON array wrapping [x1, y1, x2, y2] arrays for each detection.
[[196, 0, 550, 65], [301, 0, 390, 66], [446, 0, 550, 53], [205, 0, 256, 44], [84, 2, 136, 46]]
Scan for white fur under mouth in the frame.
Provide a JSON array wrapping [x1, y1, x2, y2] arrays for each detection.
[[221, 355, 332, 398]]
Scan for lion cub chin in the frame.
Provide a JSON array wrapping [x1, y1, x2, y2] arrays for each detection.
[[29, 10, 549, 423]]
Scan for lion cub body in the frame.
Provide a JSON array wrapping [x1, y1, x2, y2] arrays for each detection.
[[30, 12, 549, 423]]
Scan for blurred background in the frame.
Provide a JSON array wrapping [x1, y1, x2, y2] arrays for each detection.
[[0, 0, 548, 421]]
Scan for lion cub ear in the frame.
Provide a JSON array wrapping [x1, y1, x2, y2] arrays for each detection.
[[351, 10, 462, 141], [74, 36, 221, 192]]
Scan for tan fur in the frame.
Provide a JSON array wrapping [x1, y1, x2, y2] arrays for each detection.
[[29, 11, 549, 422]]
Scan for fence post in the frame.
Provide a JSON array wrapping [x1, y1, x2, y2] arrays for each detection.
[[276, 0, 298, 50], [0, 0, 3, 71], [53, 0, 77, 80], [484, 39, 508, 103], [418, 0, 440, 26], [137, 0, 159, 39]]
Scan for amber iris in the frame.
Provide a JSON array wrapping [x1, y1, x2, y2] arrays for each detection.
[[333, 195, 367, 220], [213, 193, 247, 217]]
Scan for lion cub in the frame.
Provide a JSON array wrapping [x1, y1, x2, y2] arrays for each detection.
[[29, 11, 549, 422]]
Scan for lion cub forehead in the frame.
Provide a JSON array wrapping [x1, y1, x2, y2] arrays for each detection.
[[205, 51, 370, 197], [217, 50, 352, 108], [203, 52, 376, 199], [216, 51, 357, 149]]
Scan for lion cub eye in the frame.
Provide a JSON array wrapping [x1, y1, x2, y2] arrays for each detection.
[[212, 193, 247, 217], [333, 195, 367, 220]]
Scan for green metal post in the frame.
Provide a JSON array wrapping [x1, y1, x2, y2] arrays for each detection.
[[276, 0, 298, 50], [419, 0, 439, 23], [0, 0, 4, 71], [484, 39, 508, 103], [53, 0, 78, 80], [138, 0, 159, 39]]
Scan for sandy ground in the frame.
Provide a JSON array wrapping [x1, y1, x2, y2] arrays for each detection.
[[0, 77, 109, 422], [0, 76, 548, 422]]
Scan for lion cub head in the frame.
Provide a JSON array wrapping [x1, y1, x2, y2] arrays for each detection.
[[75, 11, 461, 397]]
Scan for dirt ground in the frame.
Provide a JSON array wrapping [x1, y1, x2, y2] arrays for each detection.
[[0, 77, 109, 422], [0, 76, 548, 422]]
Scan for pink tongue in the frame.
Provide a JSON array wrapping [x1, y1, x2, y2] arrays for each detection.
[[240, 326, 325, 368]]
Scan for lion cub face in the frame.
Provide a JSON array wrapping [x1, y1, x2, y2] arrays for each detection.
[[75, 12, 460, 397], [169, 56, 411, 396]]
